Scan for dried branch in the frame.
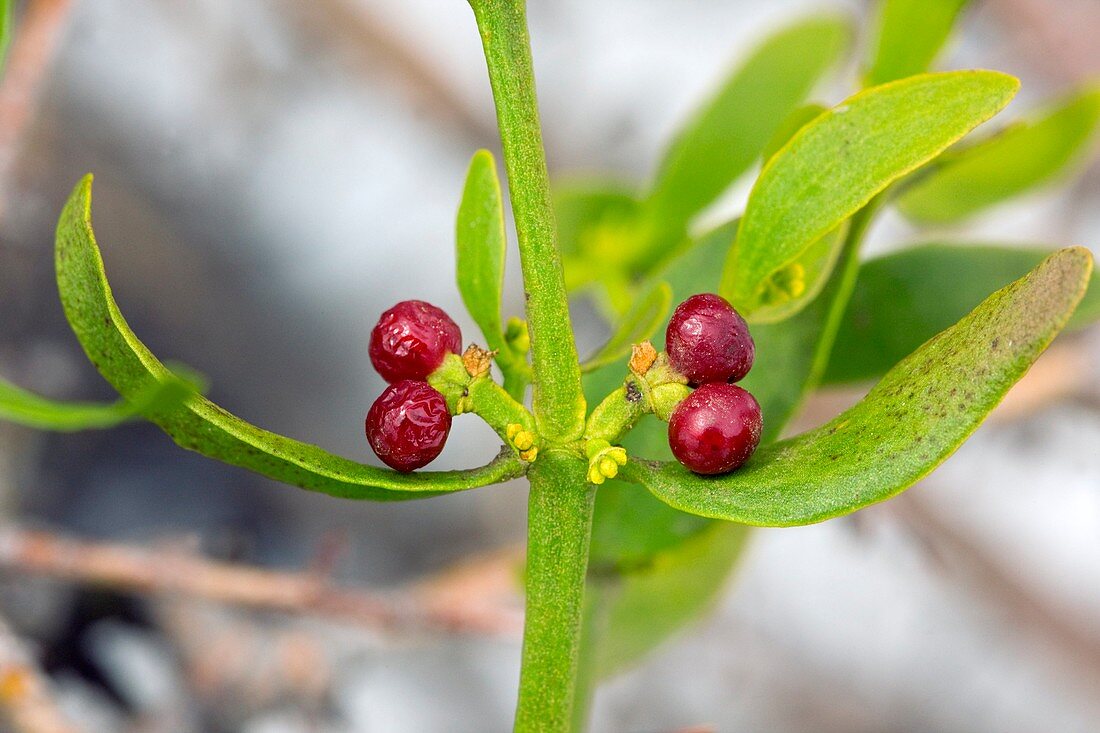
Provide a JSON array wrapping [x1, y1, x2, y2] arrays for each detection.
[[0, 0, 75, 210], [0, 613, 81, 733], [893, 493, 1100, 695], [0, 525, 522, 637]]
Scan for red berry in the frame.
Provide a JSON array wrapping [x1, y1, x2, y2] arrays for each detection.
[[668, 383, 762, 475], [665, 293, 754, 384], [366, 380, 452, 472], [369, 300, 462, 383]]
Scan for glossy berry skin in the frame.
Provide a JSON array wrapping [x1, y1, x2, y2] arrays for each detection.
[[366, 380, 452, 472], [369, 300, 462, 383], [665, 293, 754, 384], [668, 383, 762, 475]]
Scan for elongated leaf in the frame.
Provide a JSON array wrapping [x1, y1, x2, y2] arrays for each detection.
[[897, 88, 1100, 223], [580, 282, 671, 373], [627, 247, 1093, 526], [721, 71, 1019, 318], [456, 150, 508, 355], [55, 175, 524, 500], [825, 243, 1100, 384], [0, 369, 198, 432], [761, 103, 827, 163], [865, 0, 969, 87], [647, 16, 850, 228]]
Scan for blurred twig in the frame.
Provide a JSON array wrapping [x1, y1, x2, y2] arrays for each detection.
[[285, 0, 495, 145], [0, 0, 75, 212], [0, 613, 81, 733], [893, 493, 1100, 694], [0, 525, 523, 637]]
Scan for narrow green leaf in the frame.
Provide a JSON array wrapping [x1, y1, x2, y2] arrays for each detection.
[[646, 16, 851, 228], [55, 175, 525, 500], [580, 282, 671, 373], [896, 88, 1100, 223], [0, 369, 199, 432], [628, 247, 1093, 526], [761, 103, 827, 163], [456, 150, 508, 355], [721, 71, 1019, 318], [825, 243, 1100, 384], [865, 0, 969, 87]]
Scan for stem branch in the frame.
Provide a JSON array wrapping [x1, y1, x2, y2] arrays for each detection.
[[470, 0, 585, 443], [516, 452, 594, 732]]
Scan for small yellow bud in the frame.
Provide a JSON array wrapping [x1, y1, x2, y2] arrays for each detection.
[[598, 455, 619, 479]]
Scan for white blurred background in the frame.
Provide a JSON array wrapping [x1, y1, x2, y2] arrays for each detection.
[[1, 0, 1099, 730]]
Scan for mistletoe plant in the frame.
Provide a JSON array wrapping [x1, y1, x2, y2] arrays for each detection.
[[3, 0, 1100, 730]]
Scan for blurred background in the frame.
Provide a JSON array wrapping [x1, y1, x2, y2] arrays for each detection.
[[1, 0, 1099, 730]]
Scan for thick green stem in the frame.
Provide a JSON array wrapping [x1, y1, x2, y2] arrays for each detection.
[[515, 451, 594, 732], [470, 0, 586, 443]]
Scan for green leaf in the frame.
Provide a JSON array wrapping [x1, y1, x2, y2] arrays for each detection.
[[825, 243, 1100, 384], [865, 0, 969, 87], [721, 71, 1019, 318], [55, 175, 525, 500], [761, 103, 827, 163], [456, 150, 508, 356], [554, 181, 644, 289], [627, 247, 1093, 526], [742, 222, 848, 324], [583, 522, 749, 680], [896, 88, 1100, 223], [580, 282, 671, 373], [0, 368, 200, 432], [646, 16, 851, 228]]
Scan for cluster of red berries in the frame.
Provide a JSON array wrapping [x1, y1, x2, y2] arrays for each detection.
[[664, 293, 762, 475], [365, 293, 760, 478], [365, 300, 461, 472]]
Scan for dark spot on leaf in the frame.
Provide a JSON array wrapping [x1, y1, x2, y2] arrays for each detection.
[[991, 338, 1000, 350], [625, 381, 642, 403]]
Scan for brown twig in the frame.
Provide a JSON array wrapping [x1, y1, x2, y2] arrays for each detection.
[[283, 0, 496, 145], [892, 493, 1100, 696], [0, 0, 75, 211], [0, 525, 523, 637], [0, 613, 81, 733]]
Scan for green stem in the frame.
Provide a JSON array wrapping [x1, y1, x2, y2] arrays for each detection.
[[470, 0, 586, 443], [569, 577, 613, 732], [516, 451, 594, 732]]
